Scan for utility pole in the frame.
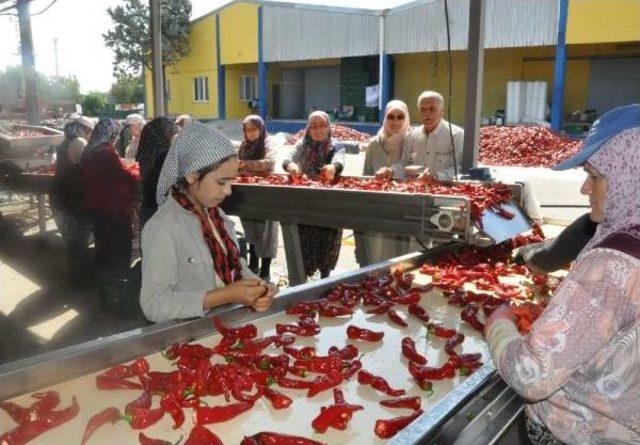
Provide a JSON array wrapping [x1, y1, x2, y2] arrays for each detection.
[[53, 38, 59, 77], [149, 0, 164, 117], [17, 0, 40, 125]]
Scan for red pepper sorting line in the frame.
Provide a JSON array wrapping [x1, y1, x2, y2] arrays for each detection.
[[102, 358, 149, 380], [374, 409, 424, 439], [80, 407, 121, 445], [328, 344, 359, 360], [242, 432, 326, 445], [407, 304, 430, 323], [401, 337, 427, 365], [125, 391, 152, 414], [427, 323, 458, 339], [139, 432, 182, 445], [346, 325, 384, 342], [213, 316, 258, 340], [122, 406, 165, 430], [184, 425, 224, 445], [0, 396, 79, 445], [0, 391, 60, 425], [160, 392, 185, 429], [194, 401, 253, 425], [387, 309, 408, 327], [380, 396, 422, 411], [96, 375, 144, 390], [307, 370, 344, 398], [358, 370, 406, 397], [264, 387, 293, 410], [409, 361, 456, 381]]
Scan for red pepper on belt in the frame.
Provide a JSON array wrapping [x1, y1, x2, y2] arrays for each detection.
[[80, 407, 122, 445], [427, 323, 457, 339], [139, 432, 182, 445], [312, 404, 363, 433], [125, 391, 152, 414], [286, 301, 320, 316], [408, 361, 456, 381], [444, 333, 465, 356], [276, 323, 320, 337], [277, 376, 315, 390], [213, 316, 258, 340], [283, 346, 316, 360], [374, 409, 424, 439], [449, 353, 483, 369], [346, 325, 384, 342], [242, 432, 325, 445], [357, 370, 405, 397], [390, 292, 421, 305], [96, 375, 143, 390], [307, 370, 344, 398], [122, 407, 165, 430], [184, 425, 224, 445], [387, 309, 408, 327], [294, 356, 343, 374], [365, 300, 394, 315], [318, 305, 352, 317], [160, 393, 185, 429], [380, 396, 422, 411], [264, 387, 293, 409], [102, 358, 149, 379], [0, 396, 79, 445], [401, 337, 427, 365], [328, 344, 359, 360], [341, 359, 362, 380], [0, 391, 60, 424], [461, 304, 485, 333], [194, 401, 253, 425], [407, 304, 430, 323]]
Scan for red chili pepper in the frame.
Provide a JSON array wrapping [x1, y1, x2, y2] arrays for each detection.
[[459, 361, 484, 376], [242, 432, 325, 445], [461, 304, 485, 333], [307, 370, 344, 398], [427, 323, 457, 339], [275, 335, 296, 347], [286, 301, 319, 316], [122, 406, 164, 430], [277, 376, 315, 390], [264, 388, 293, 410], [80, 407, 121, 445], [213, 316, 258, 340], [374, 409, 424, 439], [184, 425, 224, 445], [165, 343, 214, 361], [387, 309, 408, 327], [416, 380, 433, 394], [365, 300, 394, 315], [194, 401, 253, 425], [96, 375, 143, 390], [283, 346, 316, 360], [380, 396, 422, 411], [0, 391, 60, 424], [328, 344, 359, 360], [390, 292, 421, 305], [341, 359, 363, 380], [276, 323, 320, 337], [232, 381, 265, 403], [444, 333, 465, 356], [407, 304, 430, 323], [409, 361, 456, 381], [346, 325, 384, 342], [312, 404, 363, 433], [0, 396, 79, 445], [449, 353, 483, 369], [401, 337, 427, 365], [125, 391, 152, 414], [361, 291, 384, 306], [102, 358, 149, 379], [139, 432, 182, 445], [288, 365, 308, 378], [160, 393, 185, 429], [318, 304, 352, 317], [357, 370, 405, 397], [294, 356, 343, 374]]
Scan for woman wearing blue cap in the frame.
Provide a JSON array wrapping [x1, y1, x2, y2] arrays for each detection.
[[486, 104, 640, 444], [140, 122, 278, 323]]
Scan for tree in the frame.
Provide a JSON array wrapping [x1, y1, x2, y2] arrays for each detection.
[[82, 91, 113, 117], [110, 75, 145, 104], [103, 0, 192, 78], [0, 65, 81, 103]]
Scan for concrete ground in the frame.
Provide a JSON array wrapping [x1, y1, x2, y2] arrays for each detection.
[[0, 134, 586, 366]]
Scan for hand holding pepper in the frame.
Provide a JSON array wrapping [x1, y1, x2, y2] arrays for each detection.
[[374, 167, 393, 181], [252, 281, 278, 312], [320, 164, 337, 182], [208, 279, 267, 309]]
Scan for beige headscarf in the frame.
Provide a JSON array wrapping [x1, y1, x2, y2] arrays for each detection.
[[377, 100, 410, 163]]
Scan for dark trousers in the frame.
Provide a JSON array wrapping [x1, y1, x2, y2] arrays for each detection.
[[91, 213, 132, 276]]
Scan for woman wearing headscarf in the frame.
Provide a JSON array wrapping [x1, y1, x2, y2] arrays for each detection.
[[238, 115, 279, 280], [124, 113, 146, 160], [81, 118, 139, 278], [136, 116, 179, 227], [50, 116, 95, 286], [140, 122, 277, 323], [485, 104, 640, 445], [282, 111, 345, 279], [356, 100, 411, 266]]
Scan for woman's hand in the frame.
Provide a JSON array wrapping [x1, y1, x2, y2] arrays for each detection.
[[286, 162, 300, 177], [374, 167, 393, 181], [219, 278, 267, 307], [320, 164, 336, 182], [252, 282, 278, 312]]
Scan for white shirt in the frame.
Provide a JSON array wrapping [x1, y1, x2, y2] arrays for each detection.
[[401, 119, 464, 180]]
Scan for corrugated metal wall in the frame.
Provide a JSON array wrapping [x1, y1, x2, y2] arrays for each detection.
[[386, 0, 559, 54], [263, 6, 379, 62]]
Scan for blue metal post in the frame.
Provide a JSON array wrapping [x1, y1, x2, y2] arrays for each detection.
[[378, 54, 391, 122], [551, 0, 569, 132], [258, 6, 268, 119], [216, 14, 225, 119]]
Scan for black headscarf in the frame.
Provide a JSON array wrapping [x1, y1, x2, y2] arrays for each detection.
[[238, 115, 268, 161]]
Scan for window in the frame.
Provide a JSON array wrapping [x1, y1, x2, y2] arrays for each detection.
[[239, 76, 257, 102], [193, 76, 209, 102], [164, 78, 171, 102]]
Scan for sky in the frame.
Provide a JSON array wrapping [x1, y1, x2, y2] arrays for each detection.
[[0, 0, 412, 93]]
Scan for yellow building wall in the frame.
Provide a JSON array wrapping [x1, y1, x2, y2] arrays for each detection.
[[567, 0, 640, 44], [220, 3, 259, 65], [225, 64, 258, 119], [144, 14, 218, 119], [394, 43, 637, 125]]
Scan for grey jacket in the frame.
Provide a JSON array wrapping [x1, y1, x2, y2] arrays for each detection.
[[140, 194, 256, 323]]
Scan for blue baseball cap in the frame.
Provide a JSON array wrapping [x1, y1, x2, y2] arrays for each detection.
[[553, 104, 640, 170]]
